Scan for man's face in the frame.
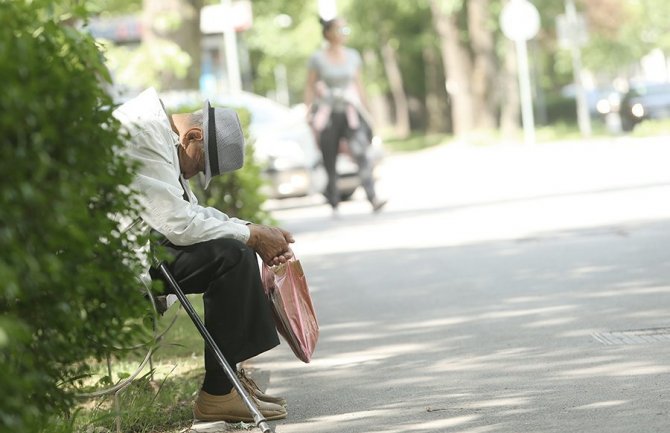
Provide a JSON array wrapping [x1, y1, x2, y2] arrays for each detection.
[[179, 130, 206, 179]]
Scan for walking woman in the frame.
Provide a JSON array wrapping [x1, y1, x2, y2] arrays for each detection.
[[304, 16, 386, 215]]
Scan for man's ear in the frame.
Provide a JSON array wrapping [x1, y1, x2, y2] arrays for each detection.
[[182, 127, 204, 147]]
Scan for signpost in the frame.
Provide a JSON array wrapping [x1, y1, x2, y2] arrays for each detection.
[[557, 0, 592, 137], [221, 0, 242, 94], [500, 0, 540, 145], [200, 1, 252, 94]]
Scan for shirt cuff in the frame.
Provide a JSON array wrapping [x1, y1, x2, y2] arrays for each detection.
[[237, 222, 251, 244]]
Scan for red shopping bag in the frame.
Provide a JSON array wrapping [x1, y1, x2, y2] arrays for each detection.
[[261, 258, 319, 363]]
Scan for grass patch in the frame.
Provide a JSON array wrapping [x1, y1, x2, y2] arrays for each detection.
[[535, 122, 584, 142], [74, 368, 201, 433], [534, 121, 610, 142], [379, 116, 670, 151], [380, 122, 613, 152], [630, 118, 670, 137], [383, 132, 450, 152], [72, 295, 216, 433], [535, 118, 670, 141]]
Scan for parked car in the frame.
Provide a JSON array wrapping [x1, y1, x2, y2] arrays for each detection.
[[561, 84, 615, 119], [595, 89, 625, 134], [617, 82, 670, 131], [161, 90, 383, 200]]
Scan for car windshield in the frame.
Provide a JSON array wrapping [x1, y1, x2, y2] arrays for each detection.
[[631, 83, 670, 96]]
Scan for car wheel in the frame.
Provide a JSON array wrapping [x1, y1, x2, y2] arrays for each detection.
[[620, 116, 634, 132]]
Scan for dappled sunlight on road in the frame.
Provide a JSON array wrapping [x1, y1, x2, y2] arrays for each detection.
[[251, 141, 670, 432], [574, 284, 670, 299], [556, 361, 670, 378], [272, 408, 489, 433], [572, 400, 628, 410], [401, 415, 482, 431], [478, 305, 577, 320], [250, 217, 670, 432]]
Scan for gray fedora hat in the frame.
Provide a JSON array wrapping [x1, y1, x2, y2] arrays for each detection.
[[202, 100, 245, 189]]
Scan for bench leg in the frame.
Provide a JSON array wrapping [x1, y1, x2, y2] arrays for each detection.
[[156, 263, 275, 433]]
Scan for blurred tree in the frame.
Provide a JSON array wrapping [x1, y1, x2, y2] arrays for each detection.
[[379, 38, 410, 138], [87, 0, 200, 91], [248, 0, 451, 136], [525, 0, 670, 90], [468, 0, 498, 131], [245, 0, 321, 103], [580, 0, 670, 75], [94, 0, 670, 137], [89, 0, 141, 14], [588, 0, 633, 69], [429, 0, 475, 136], [343, 0, 457, 135], [141, 0, 203, 90], [423, 44, 451, 133], [343, 0, 417, 138]]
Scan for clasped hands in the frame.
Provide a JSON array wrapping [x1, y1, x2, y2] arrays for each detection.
[[247, 224, 295, 266]]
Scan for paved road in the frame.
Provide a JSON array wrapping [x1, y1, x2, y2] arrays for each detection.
[[252, 136, 670, 433]]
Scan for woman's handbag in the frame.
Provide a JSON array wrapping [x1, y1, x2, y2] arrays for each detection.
[[261, 258, 319, 363]]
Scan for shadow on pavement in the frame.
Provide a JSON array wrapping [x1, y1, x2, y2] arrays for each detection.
[[253, 219, 670, 433]]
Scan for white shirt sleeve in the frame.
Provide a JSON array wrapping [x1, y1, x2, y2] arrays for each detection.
[[125, 120, 251, 247]]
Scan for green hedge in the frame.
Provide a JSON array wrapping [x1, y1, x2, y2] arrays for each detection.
[[543, 94, 578, 125], [0, 2, 148, 432]]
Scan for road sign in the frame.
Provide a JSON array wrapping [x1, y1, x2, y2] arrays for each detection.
[[500, 0, 540, 42], [200, 0, 253, 34], [500, 0, 541, 144]]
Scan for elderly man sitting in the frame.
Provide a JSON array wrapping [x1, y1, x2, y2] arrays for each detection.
[[113, 88, 292, 422]]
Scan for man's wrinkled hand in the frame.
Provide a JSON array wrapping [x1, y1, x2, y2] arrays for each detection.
[[247, 224, 295, 266]]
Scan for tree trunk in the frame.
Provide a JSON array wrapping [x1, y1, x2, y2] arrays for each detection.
[[362, 49, 393, 134], [380, 39, 410, 138], [467, 0, 497, 130], [429, 0, 475, 137], [423, 46, 450, 133], [142, 0, 203, 90]]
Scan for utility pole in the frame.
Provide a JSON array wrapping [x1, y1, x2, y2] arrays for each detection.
[[500, 0, 541, 145], [565, 0, 591, 137], [222, 0, 242, 93]]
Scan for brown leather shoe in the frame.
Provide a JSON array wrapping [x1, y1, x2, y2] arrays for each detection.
[[193, 388, 287, 422], [238, 368, 287, 407]]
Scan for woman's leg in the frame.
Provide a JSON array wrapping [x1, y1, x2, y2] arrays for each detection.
[[348, 126, 378, 204], [319, 112, 348, 209]]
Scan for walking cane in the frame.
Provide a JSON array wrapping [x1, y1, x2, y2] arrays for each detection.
[[156, 262, 275, 433]]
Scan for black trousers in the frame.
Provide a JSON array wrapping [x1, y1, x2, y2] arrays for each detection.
[[150, 238, 279, 394], [319, 111, 378, 209]]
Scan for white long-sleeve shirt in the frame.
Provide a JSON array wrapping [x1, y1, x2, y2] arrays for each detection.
[[113, 88, 250, 260]]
